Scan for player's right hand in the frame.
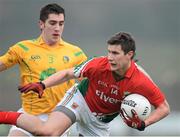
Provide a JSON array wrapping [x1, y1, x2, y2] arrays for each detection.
[[120, 108, 146, 131], [18, 82, 46, 98]]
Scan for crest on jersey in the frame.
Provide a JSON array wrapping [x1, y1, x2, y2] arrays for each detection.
[[63, 56, 70, 63], [71, 102, 79, 109]]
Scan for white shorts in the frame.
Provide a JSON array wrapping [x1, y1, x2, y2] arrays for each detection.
[[9, 108, 69, 136], [56, 85, 110, 136]]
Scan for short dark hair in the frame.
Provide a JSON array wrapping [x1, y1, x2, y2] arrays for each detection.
[[40, 3, 65, 22], [107, 32, 136, 59]]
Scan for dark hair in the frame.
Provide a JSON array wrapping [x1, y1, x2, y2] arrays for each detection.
[[40, 3, 65, 22], [107, 32, 136, 59]]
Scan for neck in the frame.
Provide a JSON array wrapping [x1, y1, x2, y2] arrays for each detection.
[[112, 71, 125, 81]]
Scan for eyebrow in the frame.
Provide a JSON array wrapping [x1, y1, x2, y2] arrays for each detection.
[[49, 20, 64, 22]]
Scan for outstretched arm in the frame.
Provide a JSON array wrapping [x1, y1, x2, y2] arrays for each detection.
[[43, 68, 76, 88], [18, 68, 77, 97]]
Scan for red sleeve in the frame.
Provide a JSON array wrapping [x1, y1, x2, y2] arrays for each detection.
[[79, 57, 108, 80], [134, 76, 165, 108], [81, 60, 97, 78], [74, 57, 100, 79], [149, 86, 165, 107]]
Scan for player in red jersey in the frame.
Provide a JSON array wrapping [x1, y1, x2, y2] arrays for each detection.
[[0, 32, 170, 136]]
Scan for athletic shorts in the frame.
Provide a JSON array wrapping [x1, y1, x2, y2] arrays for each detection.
[[55, 84, 110, 136], [9, 108, 69, 136]]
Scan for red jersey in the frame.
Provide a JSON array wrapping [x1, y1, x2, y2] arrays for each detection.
[[74, 57, 165, 119]]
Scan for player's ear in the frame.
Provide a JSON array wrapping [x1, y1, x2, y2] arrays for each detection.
[[39, 20, 45, 30], [127, 51, 134, 59]]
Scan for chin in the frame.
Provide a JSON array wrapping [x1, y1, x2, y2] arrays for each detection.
[[52, 39, 58, 44], [52, 36, 59, 41]]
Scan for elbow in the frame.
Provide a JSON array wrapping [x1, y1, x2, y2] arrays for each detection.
[[165, 103, 170, 116], [162, 100, 171, 117]]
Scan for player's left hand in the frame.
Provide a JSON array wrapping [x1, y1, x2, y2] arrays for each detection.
[[18, 82, 46, 98], [120, 108, 146, 131]]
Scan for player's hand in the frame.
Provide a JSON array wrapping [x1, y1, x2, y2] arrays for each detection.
[[120, 108, 146, 131], [18, 82, 46, 98]]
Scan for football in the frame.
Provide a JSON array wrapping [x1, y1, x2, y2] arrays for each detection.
[[121, 94, 151, 120]]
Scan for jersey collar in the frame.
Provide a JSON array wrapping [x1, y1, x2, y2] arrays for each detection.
[[124, 60, 136, 78], [36, 35, 65, 46]]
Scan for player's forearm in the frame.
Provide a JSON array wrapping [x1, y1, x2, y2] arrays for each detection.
[[144, 100, 170, 127], [42, 68, 76, 88]]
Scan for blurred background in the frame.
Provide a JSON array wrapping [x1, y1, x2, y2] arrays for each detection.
[[0, 0, 179, 136]]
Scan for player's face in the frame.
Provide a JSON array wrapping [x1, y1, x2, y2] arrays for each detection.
[[107, 45, 133, 74], [39, 13, 65, 45]]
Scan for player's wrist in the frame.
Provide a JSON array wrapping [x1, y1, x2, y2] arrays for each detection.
[[39, 81, 46, 89], [137, 121, 146, 131]]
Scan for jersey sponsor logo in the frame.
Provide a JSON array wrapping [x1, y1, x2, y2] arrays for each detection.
[[122, 99, 137, 107], [31, 55, 41, 60], [96, 90, 121, 104]]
